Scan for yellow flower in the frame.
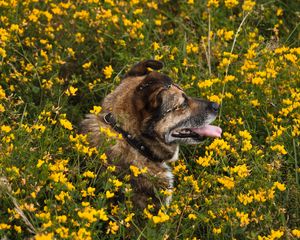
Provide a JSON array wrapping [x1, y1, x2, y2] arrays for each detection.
[[217, 176, 235, 189], [133, 8, 143, 15], [28, 9, 40, 22], [198, 78, 220, 88], [253, 189, 267, 202], [207, 0, 219, 8], [73, 228, 92, 240], [104, 0, 115, 6], [73, 10, 90, 20], [82, 170, 96, 178], [241, 139, 252, 152], [238, 193, 254, 205], [208, 210, 216, 219], [82, 61, 92, 69], [242, 0, 256, 11], [241, 60, 257, 72], [276, 8, 283, 16], [35, 233, 54, 240], [292, 229, 300, 238], [106, 190, 115, 199], [270, 229, 284, 239], [236, 211, 250, 227], [284, 53, 297, 64], [224, 30, 234, 40], [270, 144, 288, 155], [250, 99, 260, 107], [78, 206, 108, 223], [173, 160, 187, 176], [56, 227, 69, 238], [125, 213, 135, 222], [66, 182, 75, 191], [67, 47, 75, 58], [188, 213, 197, 220], [224, 0, 239, 8], [78, 207, 97, 223], [230, 164, 250, 178], [82, 202, 90, 207], [0, 103, 5, 112], [0, 47, 6, 58], [1, 125, 11, 133], [186, 43, 199, 54], [87, 187, 95, 196], [41, 79, 53, 89], [130, 165, 140, 177], [147, 2, 158, 9], [55, 191, 71, 204], [196, 151, 218, 167], [31, 192, 37, 199], [0, 223, 11, 230], [143, 208, 153, 219], [49, 172, 67, 183], [90, 106, 102, 114], [273, 182, 286, 191], [59, 118, 73, 130], [103, 65, 113, 79], [107, 165, 116, 172], [36, 212, 50, 221], [251, 76, 265, 85], [112, 179, 123, 188], [154, 19, 161, 26], [207, 95, 222, 104], [32, 124, 46, 133], [56, 215, 67, 223], [98, 208, 109, 221], [75, 32, 85, 43], [213, 227, 222, 234], [130, 165, 147, 177], [239, 130, 253, 152], [224, 75, 235, 83], [100, 127, 121, 138], [239, 130, 252, 140], [207, 139, 231, 155], [152, 210, 170, 224], [100, 153, 108, 163], [184, 175, 200, 193], [106, 221, 119, 235], [65, 86, 78, 96], [14, 225, 21, 233]]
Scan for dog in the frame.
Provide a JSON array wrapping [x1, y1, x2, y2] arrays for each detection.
[[81, 60, 222, 209]]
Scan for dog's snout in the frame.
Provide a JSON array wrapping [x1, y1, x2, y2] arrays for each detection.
[[207, 101, 219, 112]]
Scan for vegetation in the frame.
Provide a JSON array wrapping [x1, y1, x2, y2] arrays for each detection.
[[0, 0, 299, 239]]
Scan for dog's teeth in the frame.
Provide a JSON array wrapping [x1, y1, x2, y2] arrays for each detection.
[[180, 129, 191, 134], [172, 129, 193, 137]]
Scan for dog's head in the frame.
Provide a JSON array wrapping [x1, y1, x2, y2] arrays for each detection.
[[123, 60, 222, 145]]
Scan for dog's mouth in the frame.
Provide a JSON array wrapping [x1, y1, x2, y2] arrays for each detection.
[[171, 125, 222, 141]]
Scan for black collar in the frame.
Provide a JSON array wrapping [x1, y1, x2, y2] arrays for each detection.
[[103, 113, 162, 162]]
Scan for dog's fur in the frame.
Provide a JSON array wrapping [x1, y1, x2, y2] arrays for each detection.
[[81, 60, 221, 209]]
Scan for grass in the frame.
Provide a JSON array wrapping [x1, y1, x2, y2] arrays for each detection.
[[0, 0, 299, 239]]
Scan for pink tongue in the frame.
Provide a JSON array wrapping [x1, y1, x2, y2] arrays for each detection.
[[191, 125, 222, 138]]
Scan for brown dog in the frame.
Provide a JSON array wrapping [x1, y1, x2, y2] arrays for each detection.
[[81, 60, 222, 209]]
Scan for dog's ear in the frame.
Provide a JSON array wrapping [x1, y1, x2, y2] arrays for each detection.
[[125, 60, 163, 77]]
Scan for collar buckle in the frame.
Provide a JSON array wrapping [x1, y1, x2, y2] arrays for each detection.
[[103, 113, 111, 124]]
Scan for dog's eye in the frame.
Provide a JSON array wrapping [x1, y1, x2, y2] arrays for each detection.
[[179, 95, 189, 109], [173, 95, 188, 111]]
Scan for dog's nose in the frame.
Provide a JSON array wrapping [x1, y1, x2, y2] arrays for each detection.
[[207, 101, 219, 112]]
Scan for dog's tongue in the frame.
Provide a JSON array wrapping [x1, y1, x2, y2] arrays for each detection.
[[191, 125, 222, 138]]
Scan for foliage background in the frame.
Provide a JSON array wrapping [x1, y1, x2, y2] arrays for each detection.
[[0, 0, 299, 239]]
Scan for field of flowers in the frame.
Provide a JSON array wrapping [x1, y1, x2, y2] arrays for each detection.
[[0, 0, 299, 239]]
